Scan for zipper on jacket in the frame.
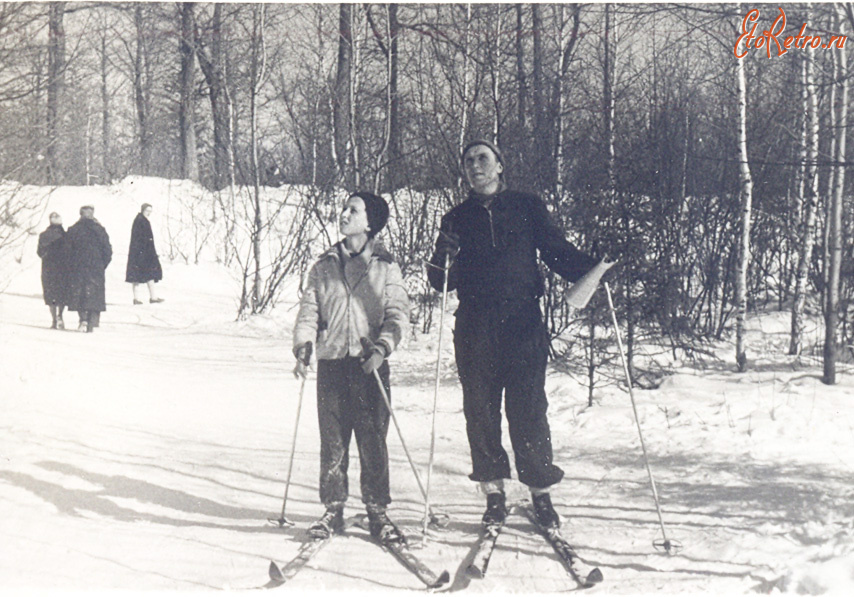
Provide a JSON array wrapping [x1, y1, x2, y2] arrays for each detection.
[[479, 204, 496, 248]]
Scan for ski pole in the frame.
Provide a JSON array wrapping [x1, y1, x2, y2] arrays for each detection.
[[371, 369, 447, 528], [604, 282, 680, 554], [423, 253, 450, 542], [268, 374, 307, 527]]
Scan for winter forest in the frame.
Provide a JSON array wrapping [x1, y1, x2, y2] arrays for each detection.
[[2, 2, 854, 595], [2, 2, 853, 379]]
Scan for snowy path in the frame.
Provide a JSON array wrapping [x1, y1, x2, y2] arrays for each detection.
[[3, 250, 854, 593]]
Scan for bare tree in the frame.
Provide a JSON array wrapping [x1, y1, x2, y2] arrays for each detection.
[[46, 2, 66, 184], [131, 4, 152, 174], [554, 4, 582, 197], [734, 30, 753, 373], [790, 8, 820, 356], [97, 9, 114, 184], [515, 4, 527, 132], [248, 4, 268, 314], [179, 2, 199, 182], [824, 5, 847, 384], [196, 3, 235, 190], [332, 3, 352, 185]]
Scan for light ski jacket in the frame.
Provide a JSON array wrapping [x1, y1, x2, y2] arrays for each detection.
[[293, 239, 410, 361]]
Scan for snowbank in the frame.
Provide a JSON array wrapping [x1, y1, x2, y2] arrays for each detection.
[[1, 177, 853, 594]]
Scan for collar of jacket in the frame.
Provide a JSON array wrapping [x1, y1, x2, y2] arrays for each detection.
[[318, 239, 394, 264], [466, 182, 509, 207]]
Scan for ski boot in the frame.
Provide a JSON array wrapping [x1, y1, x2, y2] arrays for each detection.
[[367, 504, 405, 545], [532, 493, 560, 530], [482, 491, 507, 527], [308, 505, 344, 539]]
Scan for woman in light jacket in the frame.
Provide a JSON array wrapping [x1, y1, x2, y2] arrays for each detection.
[[292, 191, 410, 545]]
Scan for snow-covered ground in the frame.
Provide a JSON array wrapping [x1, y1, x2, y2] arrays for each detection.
[[1, 178, 853, 595]]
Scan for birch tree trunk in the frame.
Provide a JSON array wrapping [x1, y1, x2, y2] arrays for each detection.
[[784, 56, 808, 309], [249, 5, 267, 314], [603, 4, 631, 378], [457, 4, 473, 193], [790, 11, 820, 356], [388, 4, 400, 191], [735, 44, 753, 373], [604, 4, 616, 193], [823, 41, 838, 304], [824, 7, 847, 384]]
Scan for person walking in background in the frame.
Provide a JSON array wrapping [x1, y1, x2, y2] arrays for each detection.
[[428, 140, 599, 531], [36, 212, 69, 330], [126, 203, 164, 304], [66, 205, 112, 333], [292, 191, 411, 544]]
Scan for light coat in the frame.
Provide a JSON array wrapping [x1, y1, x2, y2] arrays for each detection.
[[294, 240, 410, 361]]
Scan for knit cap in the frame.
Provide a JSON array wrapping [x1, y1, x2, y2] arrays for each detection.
[[461, 139, 505, 166], [351, 192, 389, 238]]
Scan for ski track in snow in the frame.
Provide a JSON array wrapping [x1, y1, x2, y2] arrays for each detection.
[[1, 179, 853, 595]]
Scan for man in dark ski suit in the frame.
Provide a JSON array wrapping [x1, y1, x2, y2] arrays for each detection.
[[428, 140, 597, 530], [66, 205, 112, 333]]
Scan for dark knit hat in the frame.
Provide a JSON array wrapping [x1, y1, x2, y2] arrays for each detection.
[[461, 139, 505, 167], [351, 192, 389, 238]]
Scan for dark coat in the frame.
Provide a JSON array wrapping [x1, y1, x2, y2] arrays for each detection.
[[428, 188, 596, 303], [66, 217, 112, 313], [37, 224, 69, 306], [126, 213, 162, 283]]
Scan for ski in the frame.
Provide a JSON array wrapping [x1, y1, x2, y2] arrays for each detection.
[[465, 521, 504, 578], [353, 514, 450, 589], [268, 532, 336, 585], [521, 505, 603, 588], [379, 537, 451, 589]]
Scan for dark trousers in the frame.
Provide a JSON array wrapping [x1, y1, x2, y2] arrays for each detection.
[[78, 311, 101, 328], [316, 358, 391, 508], [453, 300, 564, 489]]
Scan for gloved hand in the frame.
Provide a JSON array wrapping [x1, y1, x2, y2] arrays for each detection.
[[360, 337, 388, 375], [434, 229, 460, 263], [293, 342, 312, 379]]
